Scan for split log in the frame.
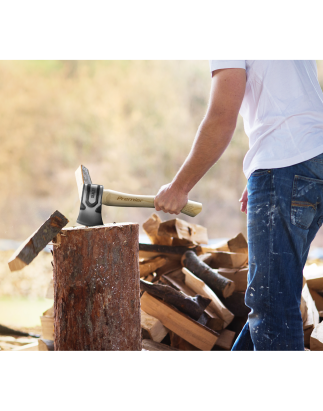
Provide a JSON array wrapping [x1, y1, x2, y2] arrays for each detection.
[[310, 322, 323, 351], [140, 279, 211, 320], [198, 253, 213, 265], [158, 218, 208, 244], [182, 267, 234, 327], [139, 243, 197, 260], [182, 250, 235, 298], [227, 233, 248, 254], [139, 256, 167, 277], [38, 339, 54, 351], [53, 223, 141, 351], [142, 339, 180, 351], [218, 267, 248, 292], [142, 214, 172, 246], [172, 238, 198, 247], [309, 289, 323, 312], [225, 316, 248, 338], [140, 292, 219, 350], [303, 263, 323, 291], [141, 310, 168, 342], [155, 260, 182, 277], [212, 329, 236, 351], [300, 295, 308, 326], [12, 341, 39, 351], [169, 331, 200, 351], [8, 210, 69, 271], [218, 292, 251, 317], [162, 269, 224, 330], [41, 305, 54, 340], [302, 283, 320, 347], [208, 251, 248, 270], [40, 316, 54, 340]]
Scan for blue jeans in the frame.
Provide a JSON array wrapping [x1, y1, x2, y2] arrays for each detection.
[[232, 152, 323, 351]]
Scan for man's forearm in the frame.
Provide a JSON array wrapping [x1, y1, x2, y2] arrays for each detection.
[[171, 117, 236, 194]]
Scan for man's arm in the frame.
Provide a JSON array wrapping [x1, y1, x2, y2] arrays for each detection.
[[154, 68, 246, 215]]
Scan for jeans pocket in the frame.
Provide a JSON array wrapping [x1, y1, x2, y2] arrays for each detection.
[[291, 175, 319, 229]]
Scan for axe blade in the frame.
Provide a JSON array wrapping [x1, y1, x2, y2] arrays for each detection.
[[76, 183, 104, 226]]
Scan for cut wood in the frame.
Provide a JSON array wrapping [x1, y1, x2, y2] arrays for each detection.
[[139, 256, 167, 277], [302, 283, 320, 347], [213, 329, 236, 351], [227, 233, 248, 254], [218, 292, 250, 317], [300, 295, 308, 326], [198, 253, 213, 265], [53, 223, 141, 351], [169, 331, 200, 351], [38, 339, 54, 351], [142, 339, 180, 351], [172, 238, 198, 247], [12, 341, 39, 351], [139, 243, 197, 260], [162, 269, 224, 330], [140, 292, 219, 351], [218, 267, 248, 292], [182, 250, 235, 298], [158, 218, 208, 244], [43, 305, 54, 317], [40, 316, 54, 340], [140, 279, 211, 320], [209, 251, 248, 270], [309, 289, 323, 312], [303, 263, 323, 291], [182, 267, 234, 327], [141, 310, 168, 342], [310, 321, 323, 351], [142, 213, 172, 246], [155, 259, 182, 277], [8, 210, 69, 271]]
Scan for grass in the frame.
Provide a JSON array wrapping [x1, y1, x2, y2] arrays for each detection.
[[0, 296, 53, 328]]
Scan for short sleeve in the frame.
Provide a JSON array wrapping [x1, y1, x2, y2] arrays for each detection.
[[209, 60, 246, 73]]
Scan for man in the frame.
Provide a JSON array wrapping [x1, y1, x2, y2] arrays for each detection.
[[154, 61, 323, 351]]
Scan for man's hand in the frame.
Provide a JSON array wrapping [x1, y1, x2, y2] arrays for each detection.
[[154, 182, 188, 215], [239, 185, 248, 214]]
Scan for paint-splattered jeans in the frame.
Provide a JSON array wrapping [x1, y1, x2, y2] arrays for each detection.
[[232, 152, 323, 350]]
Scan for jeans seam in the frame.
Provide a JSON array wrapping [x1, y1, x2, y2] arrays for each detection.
[[268, 170, 275, 335]]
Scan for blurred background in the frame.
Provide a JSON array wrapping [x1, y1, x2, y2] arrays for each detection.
[[1, 60, 323, 329]]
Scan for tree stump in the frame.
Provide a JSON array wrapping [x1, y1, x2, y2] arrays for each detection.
[[53, 223, 141, 351]]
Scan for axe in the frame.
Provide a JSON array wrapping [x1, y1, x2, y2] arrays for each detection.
[[75, 165, 202, 226]]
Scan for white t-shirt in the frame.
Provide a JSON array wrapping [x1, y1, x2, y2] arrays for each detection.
[[209, 60, 323, 179]]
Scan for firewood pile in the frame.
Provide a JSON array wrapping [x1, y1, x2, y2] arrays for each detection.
[[139, 213, 323, 351], [139, 214, 248, 351], [2, 211, 323, 351]]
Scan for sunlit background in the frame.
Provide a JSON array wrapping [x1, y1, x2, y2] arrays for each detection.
[[1, 60, 323, 328]]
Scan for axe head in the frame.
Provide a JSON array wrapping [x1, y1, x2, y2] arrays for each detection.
[[76, 183, 104, 226]]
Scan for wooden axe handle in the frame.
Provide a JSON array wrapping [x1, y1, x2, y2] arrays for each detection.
[[102, 189, 202, 217]]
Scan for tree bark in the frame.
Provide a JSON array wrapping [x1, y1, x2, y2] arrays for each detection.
[[182, 250, 235, 298], [53, 223, 141, 351]]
